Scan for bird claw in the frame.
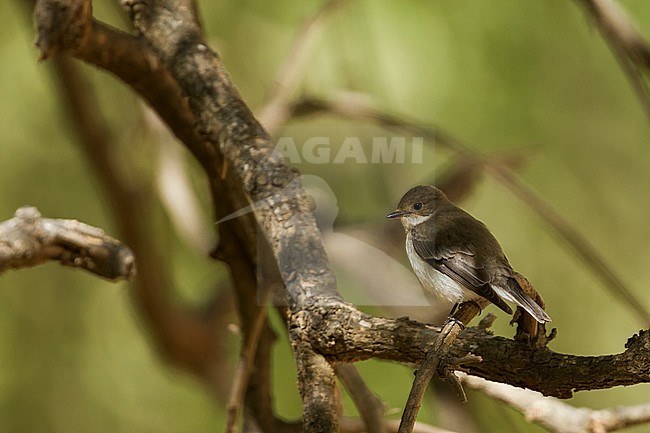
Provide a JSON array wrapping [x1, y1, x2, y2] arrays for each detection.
[[442, 316, 465, 331]]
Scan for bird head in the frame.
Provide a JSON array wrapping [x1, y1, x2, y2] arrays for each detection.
[[387, 185, 449, 229]]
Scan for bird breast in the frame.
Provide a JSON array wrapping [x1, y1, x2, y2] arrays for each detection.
[[405, 231, 466, 303]]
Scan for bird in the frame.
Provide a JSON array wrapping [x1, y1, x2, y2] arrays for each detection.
[[387, 185, 551, 323]]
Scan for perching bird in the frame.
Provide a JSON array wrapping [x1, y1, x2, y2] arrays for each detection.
[[387, 185, 550, 323]]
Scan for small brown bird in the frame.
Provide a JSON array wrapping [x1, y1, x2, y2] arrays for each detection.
[[387, 185, 550, 323]]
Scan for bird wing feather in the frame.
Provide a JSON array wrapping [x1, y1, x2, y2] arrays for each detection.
[[411, 229, 513, 315]]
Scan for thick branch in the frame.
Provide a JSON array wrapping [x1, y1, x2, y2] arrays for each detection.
[[121, 1, 343, 430], [0, 206, 134, 280], [302, 303, 650, 399], [293, 338, 340, 433], [121, 0, 340, 304]]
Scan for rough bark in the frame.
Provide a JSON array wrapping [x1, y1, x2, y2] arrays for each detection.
[[0, 206, 134, 280]]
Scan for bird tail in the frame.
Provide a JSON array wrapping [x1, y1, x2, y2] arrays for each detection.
[[499, 279, 551, 323]]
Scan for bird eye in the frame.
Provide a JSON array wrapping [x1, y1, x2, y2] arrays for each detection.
[[413, 202, 423, 211]]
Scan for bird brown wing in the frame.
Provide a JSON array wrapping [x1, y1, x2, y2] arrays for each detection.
[[411, 232, 513, 315]]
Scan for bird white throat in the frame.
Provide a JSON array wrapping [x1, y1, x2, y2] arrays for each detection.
[[400, 214, 432, 231]]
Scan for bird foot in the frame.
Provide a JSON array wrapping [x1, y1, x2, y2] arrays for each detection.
[[442, 316, 465, 329]]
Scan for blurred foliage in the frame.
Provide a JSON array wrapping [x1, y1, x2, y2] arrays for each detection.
[[1, 0, 650, 432]]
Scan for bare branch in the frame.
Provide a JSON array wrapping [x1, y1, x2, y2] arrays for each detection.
[[461, 373, 650, 433], [226, 290, 272, 433], [335, 364, 387, 433], [305, 303, 650, 399], [293, 334, 340, 432], [0, 206, 134, 280], [120, 0, 344, 430], [398, 302, 481, 433], [257, 0, 351, 133]]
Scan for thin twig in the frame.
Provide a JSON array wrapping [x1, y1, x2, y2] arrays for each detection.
[[577, 0, 650, 122], [335, 364, 387, 433], [397, 322, 462, 433], [225, 288, 272, 433], [257, 0, 351, 133], [487, 165, 650, 326], [398, 302, 482, 433]]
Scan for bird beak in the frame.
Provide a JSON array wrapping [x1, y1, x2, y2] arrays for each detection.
[[386, 210, 406, 219]]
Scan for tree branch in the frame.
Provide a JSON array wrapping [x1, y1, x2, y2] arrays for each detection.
[[225, 289, 272, 433], [335, 364, 387, 433], [303, 304, 650, 399], [577, 0, 650, 122], [0, 206, 134, 280], [398, 302, 482, 433], [257, 0, 351, 133], [120, 0, 344, 430]]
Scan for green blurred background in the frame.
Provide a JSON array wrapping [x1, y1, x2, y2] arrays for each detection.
[[1, 1, 650, 432]]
